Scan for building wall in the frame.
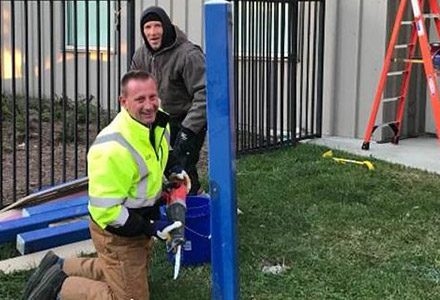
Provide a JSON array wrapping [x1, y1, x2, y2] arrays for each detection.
[[323, 0, 429, 140], [323, 0, 389, 139]]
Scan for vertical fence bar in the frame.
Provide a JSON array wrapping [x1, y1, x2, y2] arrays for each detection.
[[96, 0, 101, 133], [50, 1, 55, 185], [233, 0, 239, 152], [245, 1, 250, 151], [273, 1, 279, 146], [258, 0, 264, 148], [287, 0, 292, 142], [205, 2, 239, 298], [85, 1, 90, 163], [311, 1, 318, 135], [117, 0, 121, 102], [280, 0, 286, 145], [127, 0, 135, 68], [74, 0, 78, 178], [24, 1, 30, 194], [239, 1, 244, 152], [107, 0, 111, 123], [305, 2, 311, 136], [62, 0, 67, 182], [250, 1, 256, 149], [37, 0, 42, 189], [316, 0, 325, 137], [265, 1, 271, 148], [291, 0, 298, 141], [185, 0, 189, 33], [11, 0, 17, 201], [298, 2, 304, 139], [0, 0, 3, 205]]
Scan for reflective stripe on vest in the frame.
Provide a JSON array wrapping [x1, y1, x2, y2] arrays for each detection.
[[91, 132, 161, 208], [108, 206, 129, 227], [164, 130, 170, 147]]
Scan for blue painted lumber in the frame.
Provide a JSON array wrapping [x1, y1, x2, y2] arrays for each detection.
[[205, 2, 239, 299], [0, 205, 88, 244], [17, 219, 90, 255], [22, 195, 89, 217]]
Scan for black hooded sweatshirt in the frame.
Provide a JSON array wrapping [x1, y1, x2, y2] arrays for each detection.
[[130, 6, 206, 134]]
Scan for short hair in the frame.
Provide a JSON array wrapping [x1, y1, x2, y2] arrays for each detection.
[[120, 70, 156, 95]]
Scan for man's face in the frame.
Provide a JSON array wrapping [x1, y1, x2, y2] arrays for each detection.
[[143, 21, 163, 50], [120, 78, 159, 126]]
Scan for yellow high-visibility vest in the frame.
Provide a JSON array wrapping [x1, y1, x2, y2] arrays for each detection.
[[87, 107, 170, 229]]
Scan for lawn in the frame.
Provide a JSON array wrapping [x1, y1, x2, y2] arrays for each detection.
[[2, 143, 440, 299]]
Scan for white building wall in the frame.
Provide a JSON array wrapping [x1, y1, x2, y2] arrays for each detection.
[[323, 0, 389, 139]]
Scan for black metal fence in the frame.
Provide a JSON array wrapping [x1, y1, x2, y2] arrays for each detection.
[[0, 0, 135, 207], [232, 0, 325, 154], [0, 0, 324, 206]]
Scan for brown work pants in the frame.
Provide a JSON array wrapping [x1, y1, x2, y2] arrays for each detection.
[[59, 221, 153, 300]]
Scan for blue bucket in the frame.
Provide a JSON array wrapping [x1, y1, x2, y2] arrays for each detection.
[[161, 195, 211, 266]]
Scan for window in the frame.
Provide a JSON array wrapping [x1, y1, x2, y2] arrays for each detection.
[[65, 1, 113, 49]]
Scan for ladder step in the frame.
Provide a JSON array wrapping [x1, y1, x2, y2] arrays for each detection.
[[423, 13, 440, 19], [387, 70, 407, 76], [393, 58, 424, 63], [395, 43, 414, 49], [401, 20, 414, 25], [373, 121, 399, 131], [383, 96, 401, 103]]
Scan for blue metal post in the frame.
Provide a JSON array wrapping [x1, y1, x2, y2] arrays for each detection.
[[205, 1, 239, 299]]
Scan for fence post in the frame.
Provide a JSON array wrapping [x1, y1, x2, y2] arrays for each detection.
[[205, 1, 239, 299], [126, 0, 136, 68]]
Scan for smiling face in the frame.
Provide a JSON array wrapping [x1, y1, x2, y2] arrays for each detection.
[[143, 21, 163, 50], [119, 78, 159, 126]]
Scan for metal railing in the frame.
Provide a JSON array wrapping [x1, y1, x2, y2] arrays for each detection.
[[0, 0, 135, 206], [232, 0, 325, 154]]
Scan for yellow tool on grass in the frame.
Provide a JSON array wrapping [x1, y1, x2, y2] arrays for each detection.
[[322, 150, 375, 171]]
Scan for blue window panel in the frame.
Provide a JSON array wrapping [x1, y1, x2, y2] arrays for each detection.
[[66, 1, 111, 48]]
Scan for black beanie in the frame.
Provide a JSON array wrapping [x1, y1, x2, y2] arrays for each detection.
[[141, 12, 162, 25]]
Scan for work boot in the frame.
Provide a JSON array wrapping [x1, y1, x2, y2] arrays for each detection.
[[28, 264, 67, 300], [22, 251, 61, 299]]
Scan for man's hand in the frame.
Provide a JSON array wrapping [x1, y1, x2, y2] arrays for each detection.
[[152, 220, 183, 241], [173, 126, 196, 168], [168, 166, 191, 193]]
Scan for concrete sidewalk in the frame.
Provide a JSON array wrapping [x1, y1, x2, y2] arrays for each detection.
[[306, 136, 440, 175]]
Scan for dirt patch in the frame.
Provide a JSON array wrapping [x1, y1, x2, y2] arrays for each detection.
[[1, 121, 98, 206]]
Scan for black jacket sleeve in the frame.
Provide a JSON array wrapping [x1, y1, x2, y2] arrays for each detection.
[[105, 211, 156, 237]]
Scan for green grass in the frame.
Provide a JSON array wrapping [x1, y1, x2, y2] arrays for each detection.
[[2, 143, 440, 299]]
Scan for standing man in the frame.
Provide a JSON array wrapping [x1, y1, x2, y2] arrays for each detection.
[[23, 71, 189, 300], [131, 6, 207, 195]]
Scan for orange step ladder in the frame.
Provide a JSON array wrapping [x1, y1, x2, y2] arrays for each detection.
[[362, 0, 440, 150]]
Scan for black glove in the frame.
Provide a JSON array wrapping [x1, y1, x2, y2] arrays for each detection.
[[173, 127, 196, 168], [105, 211, 181, 238]]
